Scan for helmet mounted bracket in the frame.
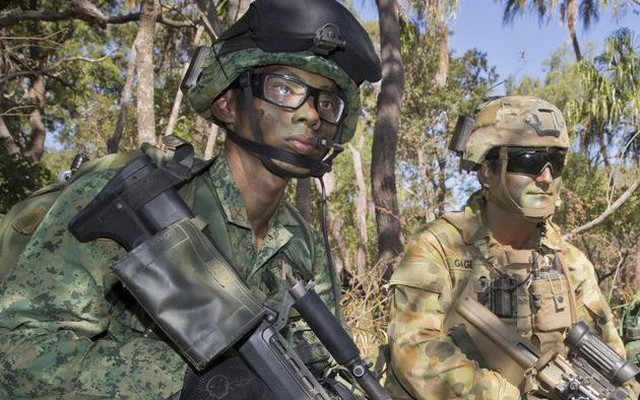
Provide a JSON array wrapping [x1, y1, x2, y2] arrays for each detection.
[[312, 24, 346, 56], [449, 114, 478, 171], [180, 46, 212, 93]]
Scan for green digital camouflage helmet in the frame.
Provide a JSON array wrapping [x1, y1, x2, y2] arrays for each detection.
[[183, 0, 381, 145], [451, 95, 570, 171]]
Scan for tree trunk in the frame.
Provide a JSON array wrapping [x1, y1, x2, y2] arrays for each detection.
[[566, 0, 582, 61], [203, 122, 219, 159], [431, 0, 450, 89], [164, 26, 205, 138], [373, 0, 404, 283], [295, 178, 312, 223], [348, 134, 368, 281], [225, 0, 252, 29], [329, 210, 352, 284], [0, 116, 20, 156], [135, 0, 157, 146], [24, 74, 46, 161], [108, 43, 137, 153]]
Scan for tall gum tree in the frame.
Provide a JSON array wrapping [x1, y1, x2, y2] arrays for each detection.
[[373, 0, 404, 282]]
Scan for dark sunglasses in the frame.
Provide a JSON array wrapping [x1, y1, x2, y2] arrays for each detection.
[[250, 73, 346, 124], [505, 148, 567, 177]]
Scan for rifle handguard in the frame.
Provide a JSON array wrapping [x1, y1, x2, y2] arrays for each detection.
[[289, 281, 391, 400]]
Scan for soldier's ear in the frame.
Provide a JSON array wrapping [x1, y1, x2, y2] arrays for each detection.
[[211, 89, 239, 126], [478, 162, 492, 188]]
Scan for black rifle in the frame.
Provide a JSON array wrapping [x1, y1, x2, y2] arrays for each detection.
[[69, 149, 389, 400]]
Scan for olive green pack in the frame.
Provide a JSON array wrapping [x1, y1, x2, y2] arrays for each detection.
[[0, 140, 186, 278]]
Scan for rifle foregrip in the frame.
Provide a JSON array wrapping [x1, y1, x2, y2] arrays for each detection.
[[290, 283, 391, 400], [292, 288, 359, 364]]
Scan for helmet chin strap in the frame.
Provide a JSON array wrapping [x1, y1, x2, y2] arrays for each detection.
[[230, 73, 343, 315], [487, 147, 556, 222], [228, 72, 344, 179]]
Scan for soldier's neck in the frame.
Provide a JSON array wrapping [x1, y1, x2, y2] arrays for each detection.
[[484, 201, 539, 249], [225, 147, 287, 250]]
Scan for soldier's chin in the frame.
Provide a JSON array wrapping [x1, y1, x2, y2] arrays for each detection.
[[521, 204, 555, 220], [271, 159, 312, 176]]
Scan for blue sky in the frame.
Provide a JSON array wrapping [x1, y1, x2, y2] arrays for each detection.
[[357, 0, 638, 84]]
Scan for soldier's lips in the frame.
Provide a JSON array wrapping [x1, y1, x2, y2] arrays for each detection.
[[528, 190, 553, 196], [287, 136, 317, 155]]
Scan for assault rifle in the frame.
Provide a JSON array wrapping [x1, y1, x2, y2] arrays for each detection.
[[69, 147, 389, 400], [445, 295, 639, 400]]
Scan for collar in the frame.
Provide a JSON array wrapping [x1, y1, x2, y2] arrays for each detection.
[[207, 155, 300, 230]]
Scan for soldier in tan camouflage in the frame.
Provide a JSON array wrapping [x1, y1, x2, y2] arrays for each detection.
[[0, 0, 380, 398], [385, 96, 640, 399]]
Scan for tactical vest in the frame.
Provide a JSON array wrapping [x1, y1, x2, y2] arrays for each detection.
[[442, 212, 577, 355]]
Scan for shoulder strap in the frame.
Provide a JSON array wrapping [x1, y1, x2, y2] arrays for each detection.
[[441, 210, 465, 231]]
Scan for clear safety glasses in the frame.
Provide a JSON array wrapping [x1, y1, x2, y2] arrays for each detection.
[[251, 73, 346, 124]]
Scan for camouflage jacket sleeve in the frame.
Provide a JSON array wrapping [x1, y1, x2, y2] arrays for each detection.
[[0, 170, 186, 399], [386, 223, 520, 399], [563, 243, 640, 398], [564, 242, 625, 355]]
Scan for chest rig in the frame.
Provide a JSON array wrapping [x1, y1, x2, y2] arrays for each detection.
[[447, 214, 578, 354]]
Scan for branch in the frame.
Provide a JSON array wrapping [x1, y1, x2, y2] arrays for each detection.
[[1, 0, 108, 29], [1, 8, 193, 29], [563, 177, 640, 241], [0, 56, 108, 84]]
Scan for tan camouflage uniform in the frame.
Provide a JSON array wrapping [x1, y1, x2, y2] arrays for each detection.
[[385, 192, 628, 399], [0, 154, 336, 399]]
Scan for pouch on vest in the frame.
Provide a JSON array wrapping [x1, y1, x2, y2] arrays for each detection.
[[113, 217, 265, 370], [529, 270, 571, 332]]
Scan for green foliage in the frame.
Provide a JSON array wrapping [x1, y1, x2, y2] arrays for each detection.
[[0, 149, 51, 214], [397, 27, 499, 233], [567, 28, 640, 158], [554, 152, 609, 230]]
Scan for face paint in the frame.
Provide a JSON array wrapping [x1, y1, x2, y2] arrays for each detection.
[[486, 147, 562, 221], [232, 65, 340, 177]]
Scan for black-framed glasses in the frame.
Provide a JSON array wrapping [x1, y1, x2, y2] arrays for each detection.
[[250, 73, 346, 124], [505, 148, 567, 177]]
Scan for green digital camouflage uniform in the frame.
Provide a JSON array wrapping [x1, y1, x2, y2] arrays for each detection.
[[385, 192, 630, 400], [0, 154, 337, 399]]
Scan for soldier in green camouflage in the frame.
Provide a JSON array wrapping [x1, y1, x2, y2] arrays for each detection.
[[0, 0, 380, 398], [384, 96, 639, 399], [623, 292, 640, 371]]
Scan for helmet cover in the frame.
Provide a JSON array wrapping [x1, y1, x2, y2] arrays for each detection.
[[460, 96, 570, 171], [186, 0, 381, 143]]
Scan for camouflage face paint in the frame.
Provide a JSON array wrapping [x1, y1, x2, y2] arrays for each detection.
[[487, 147, 561, 221]]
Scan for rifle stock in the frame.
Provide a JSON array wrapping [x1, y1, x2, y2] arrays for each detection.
[[445, 295, 638, 400]]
